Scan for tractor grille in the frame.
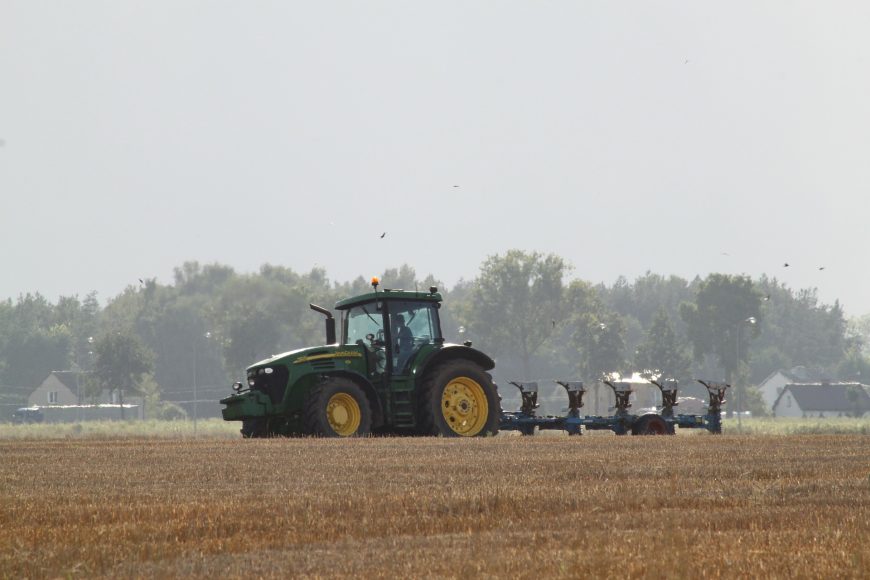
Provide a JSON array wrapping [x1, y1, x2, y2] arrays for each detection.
[[311, 360, 336, 371], [247, 365, 290, 404]]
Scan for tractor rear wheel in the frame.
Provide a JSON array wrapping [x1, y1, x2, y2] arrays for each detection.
[[631, 414, 673, 435], [417, 360, 500, 437], [303, 378, 372, 437]]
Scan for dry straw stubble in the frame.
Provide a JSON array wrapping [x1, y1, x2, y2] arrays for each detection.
[[1, 434, 868, 578]]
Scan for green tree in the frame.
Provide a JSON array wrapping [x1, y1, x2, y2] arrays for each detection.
[[742, 384, 770, 417], [586, 313, 627, 380], [2, 324, 72, 388], [469, 250, 568, 378], [90, 330, 154, 419], [681, 274, 762, 383], [751, 277, 849, 381], [0, 293, 73, 388], [846, 313, 870, 358], [837, 347, 870, 384], [54, 292, 101, 372], [558, 281, 626, 380], [844, 384, 869, 417], [634, 308, 691, 381], [221, 303, 282, 375], [174, 261, 236, 296], [439, 278, 474, 344], [602, 272, 695, 330], [379, 265, 419, 291], [681, 274, 763, 416], [558, 281, 626, 414]]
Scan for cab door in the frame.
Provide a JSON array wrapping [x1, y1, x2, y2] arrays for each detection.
[[386, 300, 442, 376], [343, 301, 389, 396], [384, 300, 443, 428]]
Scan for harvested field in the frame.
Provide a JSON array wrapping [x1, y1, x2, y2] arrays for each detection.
[[2, 416, 870, 439], [1, 435, 869, 578]]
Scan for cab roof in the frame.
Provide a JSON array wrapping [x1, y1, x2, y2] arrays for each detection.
[[335, 289, 443, 310]]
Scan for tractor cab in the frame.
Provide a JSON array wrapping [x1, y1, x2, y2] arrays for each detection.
[[337, 279, 444, 380], [330, 279, 449, 430]]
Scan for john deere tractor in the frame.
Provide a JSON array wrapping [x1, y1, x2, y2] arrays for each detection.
[[220, 279, 500, 437]]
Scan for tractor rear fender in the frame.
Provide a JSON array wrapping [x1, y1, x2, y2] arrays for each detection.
[[414, 345, 495, 382], [318, 370, 385, 429]]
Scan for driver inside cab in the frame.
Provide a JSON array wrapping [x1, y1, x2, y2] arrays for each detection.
[[392, 314, 414, 372]]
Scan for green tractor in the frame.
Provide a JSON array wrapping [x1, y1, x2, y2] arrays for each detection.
[[220, 279, 500, 437]]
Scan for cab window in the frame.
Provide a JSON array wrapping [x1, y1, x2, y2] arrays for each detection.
[[344, 303, 384, 344], [389, 301, 441, 374]]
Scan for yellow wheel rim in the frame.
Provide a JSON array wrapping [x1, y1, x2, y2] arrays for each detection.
[[441, 376, 489, 436], [327, 393, 361, 436]]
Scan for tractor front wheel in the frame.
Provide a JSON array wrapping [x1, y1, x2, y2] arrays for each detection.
[[241, 418, 268, 438], [303, 378, 372, 437], [417, 361, 500, 437]]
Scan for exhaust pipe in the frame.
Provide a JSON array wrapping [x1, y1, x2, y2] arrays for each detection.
[[309, 303, 336, 345]]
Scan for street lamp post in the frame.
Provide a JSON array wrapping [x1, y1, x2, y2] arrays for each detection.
[[587, 323, 606, 415], [735, 317, 756, 431], [75, 336, 94, 422], [193, 332, 211, 434]]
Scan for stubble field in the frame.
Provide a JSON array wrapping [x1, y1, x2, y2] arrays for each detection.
[[1, 434, 869, 579]]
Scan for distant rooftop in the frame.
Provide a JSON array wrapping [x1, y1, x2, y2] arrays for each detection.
[[775, 383, 870, 413], [44, 370, 86, 391]]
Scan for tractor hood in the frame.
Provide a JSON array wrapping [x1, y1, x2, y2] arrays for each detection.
[[247, 344, 365, 372], [247, 346, 311, 370]]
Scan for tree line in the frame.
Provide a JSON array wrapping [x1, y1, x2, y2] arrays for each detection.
[[1, 250, 867, 418]]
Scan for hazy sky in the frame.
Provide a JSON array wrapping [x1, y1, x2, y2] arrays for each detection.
[[2, 2, 869, 315]]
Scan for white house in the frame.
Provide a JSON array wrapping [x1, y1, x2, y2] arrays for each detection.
[[27, 371, 84, 406], [757, 366, 830, 410], [28, 371, 143, 406], [772, 383, 870, 418]]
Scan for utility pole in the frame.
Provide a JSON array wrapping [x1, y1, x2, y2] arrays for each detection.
[[76, 336, 94, 422], [193, 340, 197, 434], [193, 331, 212, 434], [735, 317, 756, 432], [587, 323, 606, 415]]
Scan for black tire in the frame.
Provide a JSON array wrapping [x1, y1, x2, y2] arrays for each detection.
[[241, 418, 268, 438], [416, 360, 500, 437], [631, 414, 673, 436], [303, 378, 372, 437]]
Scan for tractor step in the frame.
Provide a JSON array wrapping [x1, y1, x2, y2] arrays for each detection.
[[390, 391, 416, 427]]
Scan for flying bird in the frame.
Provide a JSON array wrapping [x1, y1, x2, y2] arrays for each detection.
[[551, 320, 556, 328], [380, 232, 386, 239], [818, 266, 825, 271], [138, 278, 145, 285], [453, 185, 459, 188], [764, 294, 771, 301], [783, 262, 790, 268]]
